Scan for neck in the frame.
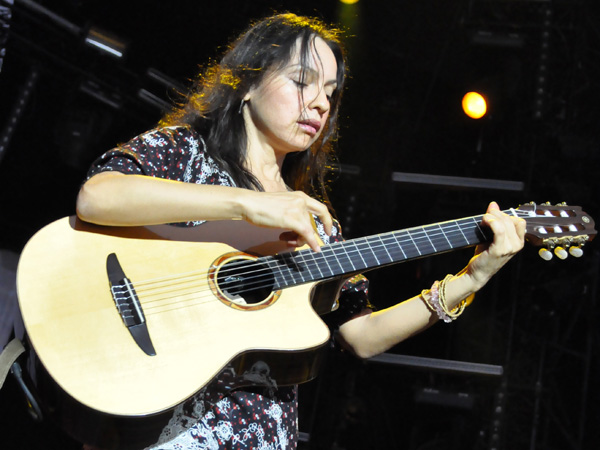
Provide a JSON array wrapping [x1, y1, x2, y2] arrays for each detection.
[[243, 115, 289, 192], [244, 149, 287, 192]]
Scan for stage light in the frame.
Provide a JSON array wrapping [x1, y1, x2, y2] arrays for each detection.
[[462, 91, 487, 119], [339, 0, 360, 4], [84, 27, 127, 58]]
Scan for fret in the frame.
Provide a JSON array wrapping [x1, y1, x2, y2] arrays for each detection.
[[375, 235, 394, 265], [331, 241, 358, 274], [364, 237, 382, 265], [422, 226, 438, 252], [472, 216, 490, 242], [413, 227, 436, 256], [450, 219, 471, 247], [436, 223, 453, 249], [303, 250, 325, 280], [428, 222, 461, 252], [394, 230, 422, 260], [321, 246, 344, 276], [292, 252, 309, 284], [346, 239, 368, 271], [325, 244, 346, 276], [349, 238, 376, 270], [404, 230, 421, 257], [389, 232, 408, 261], [271, 253, 306, 288], [316, 249, 336, 279], [457, 216, 490, 244], [268, 256, 289, 290]]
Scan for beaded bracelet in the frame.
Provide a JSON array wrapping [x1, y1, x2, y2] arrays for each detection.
[[421, 275, 468, 323], [421, 280, 451, 323], [439, 274, 468, 320]]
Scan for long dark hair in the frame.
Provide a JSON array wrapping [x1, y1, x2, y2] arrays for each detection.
[[160, 13, 347, 207]]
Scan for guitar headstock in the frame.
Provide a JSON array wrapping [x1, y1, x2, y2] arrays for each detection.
[[515, 202, 596, 260]]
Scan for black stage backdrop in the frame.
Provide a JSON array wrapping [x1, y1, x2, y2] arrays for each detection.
[[1, 1, 599, 449]]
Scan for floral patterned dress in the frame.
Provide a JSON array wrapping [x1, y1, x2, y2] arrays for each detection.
[[87, 126, 371, 450]]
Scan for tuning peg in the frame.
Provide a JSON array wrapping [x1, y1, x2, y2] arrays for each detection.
[[554, 246, 568, 260], [539, 248, 553, 261], [569, 246, 584, 258]]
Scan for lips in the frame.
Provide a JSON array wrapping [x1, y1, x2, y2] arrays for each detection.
[[298, 119, 321, 135]]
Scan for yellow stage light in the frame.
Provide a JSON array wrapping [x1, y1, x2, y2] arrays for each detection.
[[340, 0, 360, 4], [462, 91, 487, 119]]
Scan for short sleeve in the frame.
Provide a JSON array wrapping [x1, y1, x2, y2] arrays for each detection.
[[87, 127, 196, 179], [85, 126, 238, 190]]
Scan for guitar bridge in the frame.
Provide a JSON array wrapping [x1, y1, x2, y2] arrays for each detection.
[[106, 253, 156, 356]]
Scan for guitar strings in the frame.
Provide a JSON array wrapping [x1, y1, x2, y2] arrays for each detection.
[[138, 209, 533, 295], [135, 210, 559, 314], [136, 223, 487, 314], [135, 214, 487, 295], [136, 210, 552, 313]]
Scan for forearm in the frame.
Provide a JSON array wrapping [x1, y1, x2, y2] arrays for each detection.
[[338, 202, 526, 359], [77, 171, 334, 252], [76, 172, 249, 226], [338, 271, 481, 359]]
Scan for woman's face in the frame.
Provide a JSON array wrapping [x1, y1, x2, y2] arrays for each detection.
[[243, 36, 338, 157]]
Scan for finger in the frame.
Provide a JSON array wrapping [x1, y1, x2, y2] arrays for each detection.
[[484, 209, 527, 257], [302, 233, 321, 252], [279, 231, 309, 249], [291, 220, 322, 252], [512, 215, 527, 241], [487, 201, 500, 212], [495, 208, 526, 247], [482, 209, 513, 255]]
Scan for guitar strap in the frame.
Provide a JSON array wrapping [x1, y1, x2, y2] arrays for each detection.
[[0, 338, 25, 389], [0, 249, 25, 389]]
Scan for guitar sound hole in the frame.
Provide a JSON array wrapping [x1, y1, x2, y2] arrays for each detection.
[[217, 258, 275, 305]]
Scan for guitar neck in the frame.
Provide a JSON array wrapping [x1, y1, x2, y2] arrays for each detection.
[[269, 213, 494, 289]]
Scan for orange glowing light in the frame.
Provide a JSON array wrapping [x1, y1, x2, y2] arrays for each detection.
[[462, 92, 487, 119]]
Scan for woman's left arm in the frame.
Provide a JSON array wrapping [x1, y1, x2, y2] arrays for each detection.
[[337, 202, 526, 359]]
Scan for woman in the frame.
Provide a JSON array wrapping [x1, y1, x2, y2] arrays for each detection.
[[77, 12, 525, 450]]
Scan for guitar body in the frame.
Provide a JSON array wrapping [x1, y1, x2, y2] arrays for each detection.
[[17, 217, 334, 439]]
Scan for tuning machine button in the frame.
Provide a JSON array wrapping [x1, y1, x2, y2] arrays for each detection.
[[554, 246, 568, 260], [539, 248, 553, 261], [569, 246, 584, 258]]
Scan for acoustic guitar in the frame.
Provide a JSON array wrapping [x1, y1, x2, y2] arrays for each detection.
[[16, 203, 595, 425]]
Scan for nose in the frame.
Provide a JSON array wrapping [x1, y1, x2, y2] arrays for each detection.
[[308, 87, 330, 116]]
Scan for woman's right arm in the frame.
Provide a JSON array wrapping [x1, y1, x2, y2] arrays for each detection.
[[76, 172, 332, 252]]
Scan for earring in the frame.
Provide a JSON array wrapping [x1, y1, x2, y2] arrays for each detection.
[[238, 98, 246, 114]]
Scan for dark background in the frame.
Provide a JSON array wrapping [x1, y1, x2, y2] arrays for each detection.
[[1, 0, 599, 449]]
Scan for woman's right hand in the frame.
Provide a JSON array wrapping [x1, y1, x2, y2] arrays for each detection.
[[239, 190, 333, 252], [77, 172, 331, 252]]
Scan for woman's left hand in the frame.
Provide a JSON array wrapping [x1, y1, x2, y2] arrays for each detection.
[[464, 201, 527, 291]]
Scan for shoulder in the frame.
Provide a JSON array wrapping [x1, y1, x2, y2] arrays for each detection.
[[135, 125, 201, 149]]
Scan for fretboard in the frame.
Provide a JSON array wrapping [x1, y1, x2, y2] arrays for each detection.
[[267, 214, 493, 289]]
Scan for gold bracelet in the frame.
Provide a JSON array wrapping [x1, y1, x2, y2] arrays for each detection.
[[421, 275, 472, 323], [438, 275, 468, 321]]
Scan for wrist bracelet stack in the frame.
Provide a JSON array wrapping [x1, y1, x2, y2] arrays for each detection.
[[421, 274, 468, 323]]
